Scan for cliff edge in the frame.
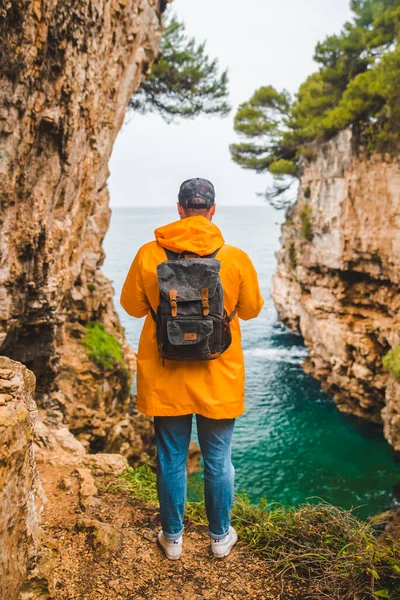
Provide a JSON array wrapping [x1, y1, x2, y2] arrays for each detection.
[[272, 129, 400, 450], [0, 0, 164, 459]]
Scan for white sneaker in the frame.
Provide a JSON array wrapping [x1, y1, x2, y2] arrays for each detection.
[[157, 530, 183, 560], [210, 526, 238, 558]]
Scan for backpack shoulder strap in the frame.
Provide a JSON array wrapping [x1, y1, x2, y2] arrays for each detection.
[[226, 307, 237, 322], [149, 304, 157, 322], [164, 248, 179, 260]]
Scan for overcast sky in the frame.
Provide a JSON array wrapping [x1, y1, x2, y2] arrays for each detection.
[[109, 0, 353, 207]]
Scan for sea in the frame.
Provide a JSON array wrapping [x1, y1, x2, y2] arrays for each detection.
[[103, 205, 400, 519]]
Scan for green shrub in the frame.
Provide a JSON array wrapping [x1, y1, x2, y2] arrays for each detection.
[[82, 321, 124, 370], [382, 345, 400, 380], [304, 186, 311, 199], [301, 147, 316, 162], [117, 464, 400, 600], [300, 204, 312, 240], [288, 241, 297, 269], [87, 284, 96, 292]]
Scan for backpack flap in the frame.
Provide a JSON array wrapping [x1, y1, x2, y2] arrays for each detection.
[[154, 253, 231, 361], [167, 318, 213, 346], [157, 258, 220, 303]]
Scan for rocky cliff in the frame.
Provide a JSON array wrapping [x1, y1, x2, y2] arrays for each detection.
[[0, 0, 164, 459], [0, 356, 49, 600], [272, 129, 400, 450]]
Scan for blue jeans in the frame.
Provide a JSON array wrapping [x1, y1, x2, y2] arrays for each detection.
[[154, 414, 235, 541]]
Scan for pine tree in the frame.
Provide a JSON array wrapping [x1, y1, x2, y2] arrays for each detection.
[[130, 16, 230, 122], [230, 0, 400, 207]]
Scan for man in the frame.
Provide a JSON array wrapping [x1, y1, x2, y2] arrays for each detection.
[[120, 178, 263, 560]]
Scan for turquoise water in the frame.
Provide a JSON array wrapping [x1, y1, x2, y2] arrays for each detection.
[[103, 206, 400, 519]]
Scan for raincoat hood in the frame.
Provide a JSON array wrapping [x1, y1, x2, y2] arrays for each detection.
[[154, 216, 224, 256]]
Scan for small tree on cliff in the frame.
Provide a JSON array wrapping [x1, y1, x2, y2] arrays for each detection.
[[230, 86, 297, 208], [129, 16, 230, 122]]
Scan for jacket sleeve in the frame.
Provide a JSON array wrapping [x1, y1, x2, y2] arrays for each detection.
[[120, 248, 150, 318], [237, 251, 264, 321]]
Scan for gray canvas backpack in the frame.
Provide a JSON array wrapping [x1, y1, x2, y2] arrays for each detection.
[[150, 248, 237, 361]]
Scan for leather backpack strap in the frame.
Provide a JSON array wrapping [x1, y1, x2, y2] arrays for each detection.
[[200, 287, 210, 316]]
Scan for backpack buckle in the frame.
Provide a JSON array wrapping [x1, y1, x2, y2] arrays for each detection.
[[169, 289, 178, 317], [201, 288, 210, 316]]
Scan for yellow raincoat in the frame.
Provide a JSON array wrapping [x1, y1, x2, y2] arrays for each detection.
[[120, 216, 264, 419]]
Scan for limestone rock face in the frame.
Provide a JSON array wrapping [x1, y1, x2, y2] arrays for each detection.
[[0, 1, 164, 450], [0, 356, 48, 600], [272, 130, 400, 449]]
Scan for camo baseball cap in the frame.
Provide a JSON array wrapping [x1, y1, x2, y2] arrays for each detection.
[[178, 177, 215, 209]]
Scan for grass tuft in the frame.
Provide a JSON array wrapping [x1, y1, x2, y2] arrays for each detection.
[[288, 241, 297, 269], [382, 345, 400, 380], [118, 465, 400, 600], [300, 204, 312, 240], [82, 321, 124, 370]]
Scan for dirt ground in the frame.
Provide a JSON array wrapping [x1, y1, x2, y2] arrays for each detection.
[[37, 461, 307, 600]]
